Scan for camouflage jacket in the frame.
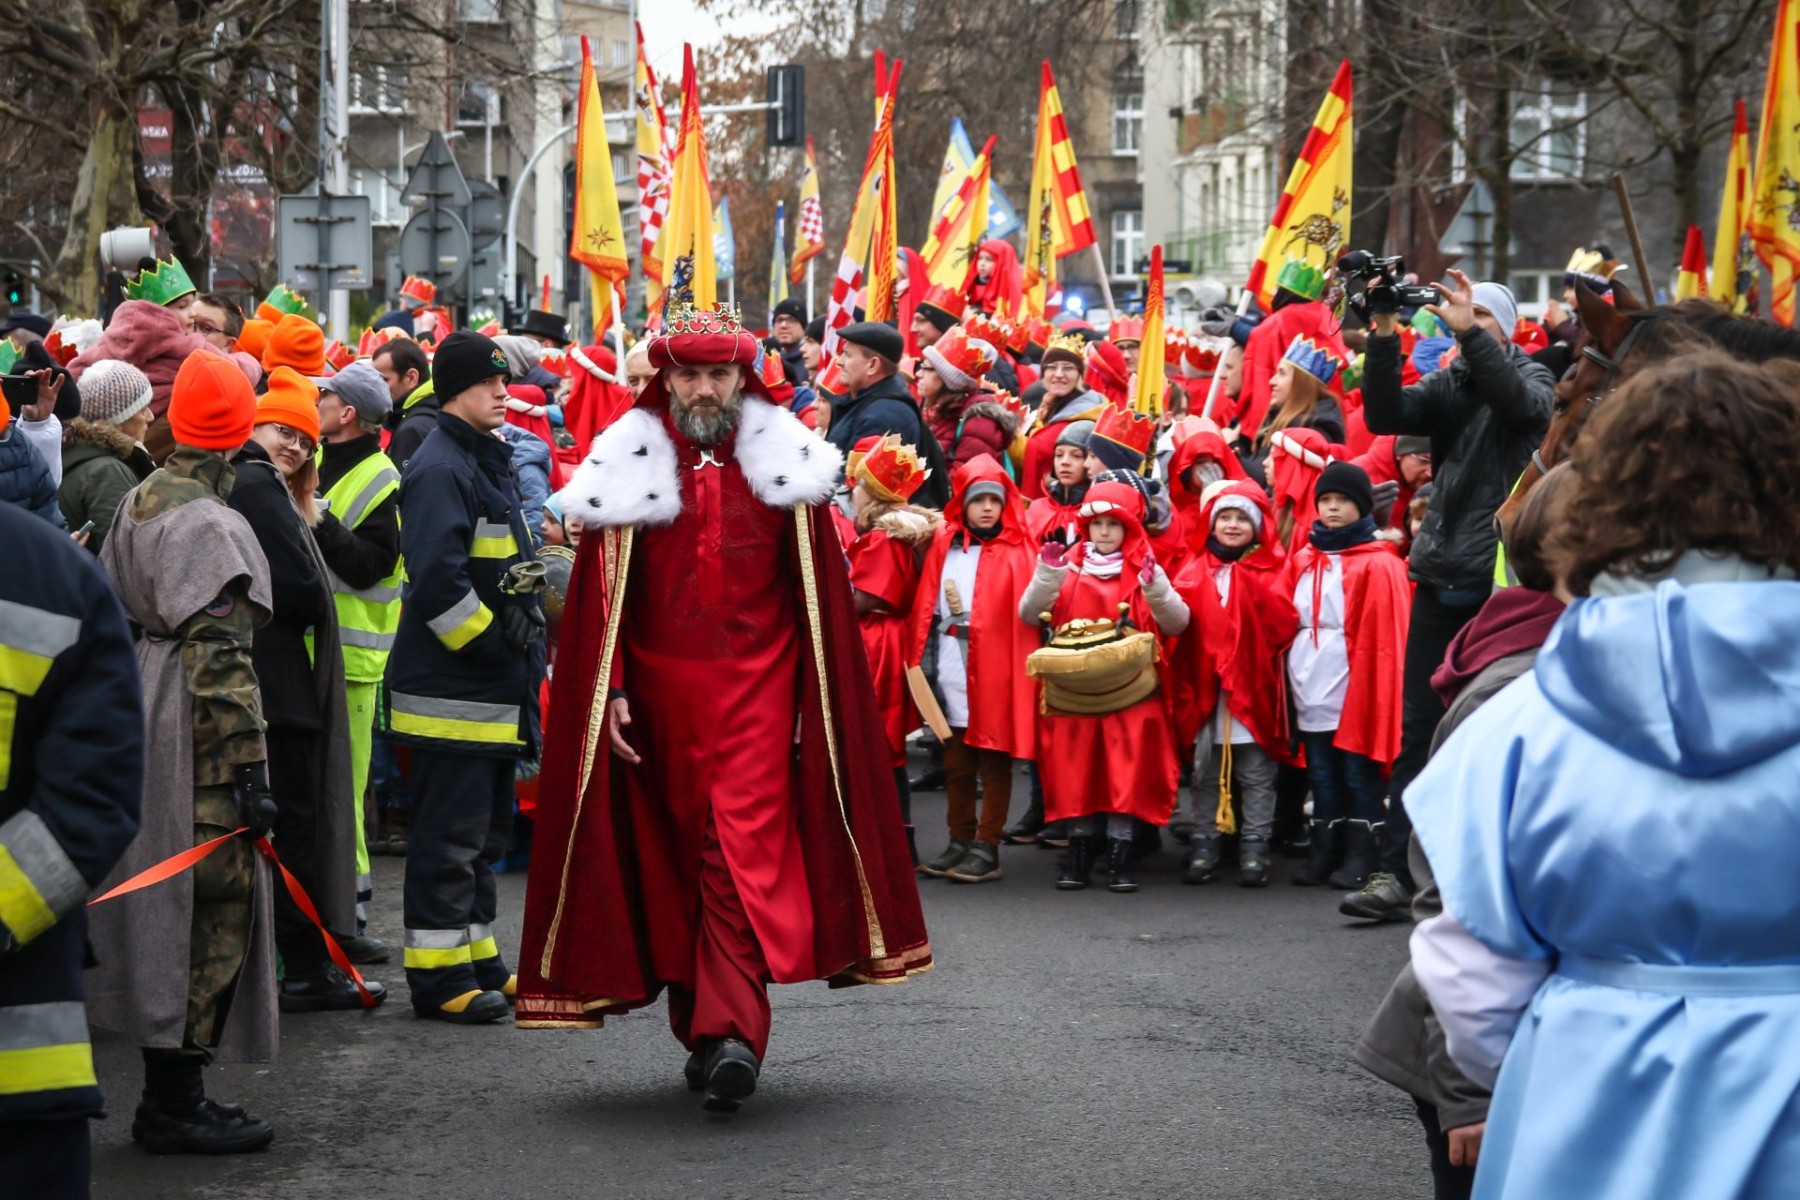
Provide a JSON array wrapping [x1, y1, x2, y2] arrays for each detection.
[[129, 447, 266, 785]]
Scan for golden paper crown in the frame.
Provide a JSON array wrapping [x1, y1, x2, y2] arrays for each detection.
[[853, 433, 930, 503], [1044, 330, 1088, 359]]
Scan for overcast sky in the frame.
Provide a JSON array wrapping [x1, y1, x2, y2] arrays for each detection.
[[635, 1, 781, 77]]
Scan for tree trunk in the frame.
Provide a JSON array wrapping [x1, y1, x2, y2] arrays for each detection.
[[164, 84, 222, 285], [1352, 0, 1409, 255], [1487, 83, 1513, 282], [52, 94, 143, 314]]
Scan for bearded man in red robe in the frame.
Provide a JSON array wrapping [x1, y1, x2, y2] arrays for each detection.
[[516, 304, 932, 1114]]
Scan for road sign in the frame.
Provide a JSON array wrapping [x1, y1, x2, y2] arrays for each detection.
[[400, 131, 473, 208], [398, 207, 472, 298], [467, 178, 502, 248], [277, 192, 373, 292]]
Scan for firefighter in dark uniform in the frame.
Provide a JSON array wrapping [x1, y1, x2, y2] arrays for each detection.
[[386, 331, 544, 1024], [0, 499, 145, 1197]]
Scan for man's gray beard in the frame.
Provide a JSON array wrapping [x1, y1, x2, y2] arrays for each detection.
[[671, 390, 743, 445]]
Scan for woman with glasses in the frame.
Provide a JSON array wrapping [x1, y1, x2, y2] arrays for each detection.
[[228, 366, 387, 1013]]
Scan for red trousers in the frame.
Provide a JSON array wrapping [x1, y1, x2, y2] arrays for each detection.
[[666, 815, 773, 1060]]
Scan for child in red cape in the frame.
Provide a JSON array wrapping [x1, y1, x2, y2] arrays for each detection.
[[906, 455, 1039, 885], [1171, 481, 1299, 887], [1268, 426, 1333, 556], [1167, 423, 1248, 550], [1285, 461, 1410, 891], [1024, 420, 1095, 547], [1017, 480, 1191, 894], [847, 436, 940, 861]]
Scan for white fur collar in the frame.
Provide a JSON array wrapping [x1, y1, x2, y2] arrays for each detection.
[[555, 397, 844, 528]]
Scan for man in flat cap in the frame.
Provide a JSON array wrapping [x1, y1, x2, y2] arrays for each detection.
[[825, 322, 948, 508]]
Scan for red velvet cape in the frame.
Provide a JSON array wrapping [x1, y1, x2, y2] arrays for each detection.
[[906, 456, 1039, 760], [516, 501, 933, 1029], [849, 527, 921, 767], [1286, 538, 1411, 767]]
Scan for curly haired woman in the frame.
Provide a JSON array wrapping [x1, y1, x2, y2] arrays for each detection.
[[1406, 351, 1800, 1199]]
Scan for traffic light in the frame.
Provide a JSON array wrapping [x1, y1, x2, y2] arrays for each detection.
[[3, 272, 22, 308], [766, 65, 804, 147]]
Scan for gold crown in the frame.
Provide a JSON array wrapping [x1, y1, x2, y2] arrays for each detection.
[[1045, 330, 1088, 358], [663, 302, 746, 337]]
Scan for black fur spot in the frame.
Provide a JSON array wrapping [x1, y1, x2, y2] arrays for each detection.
[[774, 475, 788, 487], [646, 492, 658, 500], [634, 445, 648, 457], [800, 445, 810, 458], [588, 458, 602, 466], [588, 498, 602, 508]]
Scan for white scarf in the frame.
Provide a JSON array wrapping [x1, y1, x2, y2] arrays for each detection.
[[1079, 546, 1125, 579]]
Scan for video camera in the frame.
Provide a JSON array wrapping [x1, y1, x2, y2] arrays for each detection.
[[1336, 251, 1440, 321]]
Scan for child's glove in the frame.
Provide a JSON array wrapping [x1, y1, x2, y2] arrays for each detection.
[[1039, 541, 1069, 569]]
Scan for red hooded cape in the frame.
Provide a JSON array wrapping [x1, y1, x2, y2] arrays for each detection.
[[564, 343, 636, 452], [1268, 427, 1333, 558], [1168, 428, 1248, 551], [1019, 391, 1108, 499], [906, 456, 1039, 759], [1086, 341, 1131, 407], [1351, 436, 1418, 542], [1286, 537, 1411, 767], [1036, 484, 1182, 826], [1170, 484, 1297, 761], [849, 513, 933, 767], [965, 239, 1022, 316]]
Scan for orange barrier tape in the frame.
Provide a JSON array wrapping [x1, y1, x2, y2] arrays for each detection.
[[90, 827, 376, 1008]]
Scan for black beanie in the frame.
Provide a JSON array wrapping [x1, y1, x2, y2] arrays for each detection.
[[1088, 434, 1147, 474], [773, 297, 807, 325], [1315, 460, 1375, 518], [804, 316, 825, 344], [432, 330, 510, 405]]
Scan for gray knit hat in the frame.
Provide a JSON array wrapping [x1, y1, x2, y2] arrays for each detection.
[[77, 359, 153, 425]]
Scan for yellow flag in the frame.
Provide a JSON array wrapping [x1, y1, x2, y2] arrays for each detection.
[[1711, 99, 1754, 314], [922, 135, 995, 290], [1134, 246, 1165, 416], [1245, 60, 1353, 309], [1751, 0, 1800, 324], [570, 36, 627, 337], [659, 44, 716, 312]]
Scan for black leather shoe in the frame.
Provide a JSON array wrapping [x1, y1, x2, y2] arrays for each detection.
[[907, 767, 947, 793], [1182, 836, 1222, 885], [683, 1047, 707, 1092], [280, 966, 387, 1012], [133, 1098, 275, 1155], [334, 934, 391, 965], [1055, 837, 1095, 890], [414, 988, 509, 1024], [1238, 837, 1272, 888], [702, 1039, 760, 1113], [1106, 838, 1139, 893], [1003, 796, 1045, 844]]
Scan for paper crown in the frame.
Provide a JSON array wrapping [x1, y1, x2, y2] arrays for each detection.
[[1042, 329, 1088, 364], [1283, 335, 1340, 386], [323, 339, 355, 372], [963, 312, 1008, 349], [126, 258, 197, 307], [984, 385, 1028, 422], [1274, 256, 1326, 301], [539, 345, 570, 379], [469, 307, 501, 337], [1184, 340, 1223, 375], [1162, 327, 1189, 367], [846, 433, 881, 480], [756, 347, 796, 402], [1564, 245, 1624, 283], [917, 282, 967, 322], [853, 433, 930, 503], [923, 325, 996, 392], [1091, 401, 1157, 460], [813, 355, 847, 397], [357, 326, 410, 359], [400, 276, 438, 305], [1005, 318, 1031, 355], [256, 284, 307, 324], [1026, 319, 1055, 350], [1109, 315, 1145, 345]]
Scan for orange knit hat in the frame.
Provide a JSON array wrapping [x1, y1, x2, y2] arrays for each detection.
[[254, 366, 321, 444], [262, 312, 325, 376], [168, 350, 257, 451], [236, 318, 274, 363]]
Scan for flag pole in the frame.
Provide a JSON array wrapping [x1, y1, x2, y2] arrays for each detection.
[[1198, 290, 1254, 422], [807, 258, 816, 322], [1089, 242, 1116, 316], [727, 276, 736, 311]]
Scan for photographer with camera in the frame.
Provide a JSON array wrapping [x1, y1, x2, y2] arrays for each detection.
[[1345, 265, 1553, 923]]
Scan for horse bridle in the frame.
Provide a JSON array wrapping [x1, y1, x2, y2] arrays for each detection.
[[1534, 317, 1652, 475]]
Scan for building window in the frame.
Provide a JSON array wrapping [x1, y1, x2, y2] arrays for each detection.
[[349, 67, 407, 116], [1110, 209, 1144, 278], [612, 40, 630, 68], [456, 0, 501, 22], [1507, 270, 1562, 319], [1115, 0, 1140, 37], [1112, 69, 1143, 155], [350, 167, 405, 228], [457, 81, 502, 129], [1510, 88, 1585, 181]]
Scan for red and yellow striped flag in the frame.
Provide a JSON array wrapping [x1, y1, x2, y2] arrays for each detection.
[[824, 67, 899, 349], [634, 23, 672, 316], [789, 137, 825, 285], [922, 134, 996, 291], [1245, 60, 1353, 310], [1134, 245, 1166, 417], [866, 55, 903, 322], [659, 44, 716, 313], [1711, 99, 1755, 314], [570, 36, 628, 337], [1674, 225, 1709, 300], [1022, 61, 1097, 321], [1751, 0, 1800, 325]]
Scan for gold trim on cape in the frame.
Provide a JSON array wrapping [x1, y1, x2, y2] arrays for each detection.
[[794, 503, 888, 961], [541, 524, 635, 975]]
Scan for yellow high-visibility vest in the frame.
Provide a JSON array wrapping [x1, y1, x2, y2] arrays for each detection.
[[320, 449, 403, 682]]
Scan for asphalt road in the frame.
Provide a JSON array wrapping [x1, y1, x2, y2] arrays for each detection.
[[91, 786, 1424, 1200]]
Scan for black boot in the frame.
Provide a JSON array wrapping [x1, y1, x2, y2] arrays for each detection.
[[1238, 837, 1272, 888], [1003, 793, 1046, 845], [1055, 836, 1096, 890], [702, 1038, 761, 1113], [1106, 838, 1139, 893], [133, 1050, 274, 1155], [1329, 821, 1377, 890], [1182, 835, 1222, 885], [279, 964, 389, 1012], [1291, 821, 1339, 887]]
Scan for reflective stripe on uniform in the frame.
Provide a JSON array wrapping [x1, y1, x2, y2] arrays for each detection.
[[338, 466, 401, 530], [0, 810, 86, 947], [330, 575, 402, 606], [468, 922, 499, 962], [0, 599, 81, 696], [322, 451, 404, 680], [426, 588, 492, 651], [387, 692, 523, 747], [470, 519, 519, 560], [338, 627, 398, 651], [404, 927, 472, 970], [0, 1001, 96, 1096]]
